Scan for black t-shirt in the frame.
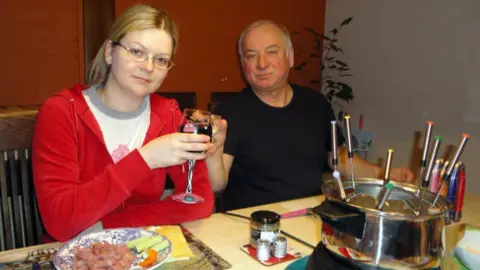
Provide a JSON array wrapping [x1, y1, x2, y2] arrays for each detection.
[[214, 84, 344, 210]]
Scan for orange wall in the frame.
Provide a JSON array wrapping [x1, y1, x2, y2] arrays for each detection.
[[116, 0, 326, 109], [0, 1, 325, 108], [0, 1, 84, 106]]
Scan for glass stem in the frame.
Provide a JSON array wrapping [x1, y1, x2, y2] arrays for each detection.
[[186, 159, 196, 194]]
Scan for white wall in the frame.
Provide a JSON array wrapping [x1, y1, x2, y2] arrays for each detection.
[[324, 0, 480, 192]]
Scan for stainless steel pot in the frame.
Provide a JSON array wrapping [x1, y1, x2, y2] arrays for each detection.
[[313, 178, 450, 269]]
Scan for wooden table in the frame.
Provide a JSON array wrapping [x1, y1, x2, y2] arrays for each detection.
[[0, 193, 479, 269]]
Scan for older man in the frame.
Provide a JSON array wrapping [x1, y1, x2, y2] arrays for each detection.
[[206, 20, 414, 211]]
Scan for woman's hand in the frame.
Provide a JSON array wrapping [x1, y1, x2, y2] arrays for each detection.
[[139, 133, 213, 169]]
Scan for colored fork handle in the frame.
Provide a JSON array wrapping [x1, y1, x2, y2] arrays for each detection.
[[281, 209, 308, 219]]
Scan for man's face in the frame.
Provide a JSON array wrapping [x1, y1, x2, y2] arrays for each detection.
[[240, 24, 294, 92]]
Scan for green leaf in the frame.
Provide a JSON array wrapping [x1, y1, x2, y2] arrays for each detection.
[[297, 61, 307, 67], [320, 34, 332, 41], [335, 60, 348, 67], [305, 27, 320, 36], [337, 82, 352, 88], [326, 79, 335, 85], [341, 17, 354, 26], [331, 44, 343, 53], [306, 27, 332, 41], [294, 61, 307, 71], [325, 91, 334, 102], [335, 83, 354, 102]]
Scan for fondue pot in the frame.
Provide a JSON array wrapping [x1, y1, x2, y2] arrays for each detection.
[[312, 178, 450, 269]]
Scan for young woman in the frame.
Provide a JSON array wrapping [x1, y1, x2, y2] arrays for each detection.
[[32, 4, 226, 242]]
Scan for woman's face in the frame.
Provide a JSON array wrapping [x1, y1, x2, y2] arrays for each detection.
[[105, 28, 174, 98]]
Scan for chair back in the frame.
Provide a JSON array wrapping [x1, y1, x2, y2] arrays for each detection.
[[0, 106, 44, 250]]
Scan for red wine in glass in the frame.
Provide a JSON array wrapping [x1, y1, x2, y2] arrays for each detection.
[[179, 122, 213, 153], [173, 109, 212, 204]]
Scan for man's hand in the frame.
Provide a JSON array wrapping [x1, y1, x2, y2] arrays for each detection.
[[382, 168, 416, 184], [206, 118, 227, 157]]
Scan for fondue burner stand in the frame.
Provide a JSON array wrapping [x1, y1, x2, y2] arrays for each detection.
[[306, 242, 440, 270]]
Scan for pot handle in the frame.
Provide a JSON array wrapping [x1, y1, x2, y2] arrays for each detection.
[[313, 199, 366, 239]]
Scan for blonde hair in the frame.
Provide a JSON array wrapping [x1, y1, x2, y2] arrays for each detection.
[[87, 4, 178, 85], [237, 20, 293, 57]]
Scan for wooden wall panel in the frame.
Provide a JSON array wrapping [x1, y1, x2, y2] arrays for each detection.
[[0, 1, 325, 109], [0, 1, 84, 106], [83, 0, 115, 79], [115, 0, 326, 109]]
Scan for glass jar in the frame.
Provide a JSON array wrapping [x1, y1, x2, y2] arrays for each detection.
[[249, 210, 281, 248]]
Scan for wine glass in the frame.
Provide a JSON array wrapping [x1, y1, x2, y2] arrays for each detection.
[[172, 108, 213, 204]]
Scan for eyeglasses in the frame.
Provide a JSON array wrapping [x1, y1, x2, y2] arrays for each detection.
[[112, 41, 175, 71]]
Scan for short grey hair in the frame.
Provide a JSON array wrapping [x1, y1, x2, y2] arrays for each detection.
[[237, 20, 293, 57]]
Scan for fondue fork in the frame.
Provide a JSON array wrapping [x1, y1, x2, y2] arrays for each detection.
[[417, 121, 434, 194], [429, 159, 443, 193], [376, 182, 394, 210], [280, 208, 313, 219], [415, 136, 442, 214], [376, 149, 395, 210], [383, 149, 394, 185], [446, 162, 461, 224], [453, 164, 466, 222], [431, 134, 469, 207], [344, 115, 356, 191], [331, 121, 347, 200], [439, 160, 450, 196]]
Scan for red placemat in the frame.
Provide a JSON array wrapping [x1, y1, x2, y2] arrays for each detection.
[[240, 243, 302, 266]]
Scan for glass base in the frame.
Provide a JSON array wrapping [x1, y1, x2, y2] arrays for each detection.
[[172, 192, 204, 204]]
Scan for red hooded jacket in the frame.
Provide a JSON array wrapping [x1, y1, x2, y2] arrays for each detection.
[[32, 84, 214, 242]]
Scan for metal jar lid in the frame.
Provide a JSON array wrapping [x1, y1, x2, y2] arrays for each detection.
[[251, 210, 281, 224]]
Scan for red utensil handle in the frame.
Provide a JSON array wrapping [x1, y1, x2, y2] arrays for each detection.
[[281, 209, 308, 219]]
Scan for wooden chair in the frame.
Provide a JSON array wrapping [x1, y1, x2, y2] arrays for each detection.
[[208, 92, 238, 112], [157, 92, 197, 111], [0, 106, 45, 251]]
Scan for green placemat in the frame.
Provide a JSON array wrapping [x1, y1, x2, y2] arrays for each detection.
[[0, 248, 56, 269], [285, 256, 309, 270]]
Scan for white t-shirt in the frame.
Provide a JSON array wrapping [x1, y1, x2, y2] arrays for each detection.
[[83, 85, 150, 163]]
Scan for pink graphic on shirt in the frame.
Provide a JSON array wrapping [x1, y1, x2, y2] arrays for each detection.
[[111, 144, 130, 163]]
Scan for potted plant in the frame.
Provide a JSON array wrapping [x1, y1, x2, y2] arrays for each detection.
[[294, 16, 354, 120], [294, 17, 372, 159]]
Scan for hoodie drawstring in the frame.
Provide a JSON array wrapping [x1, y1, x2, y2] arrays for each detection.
[[68, 98, 79, 145]]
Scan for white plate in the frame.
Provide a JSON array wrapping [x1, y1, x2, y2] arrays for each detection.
[[454, 227, 480, 270], [53, 228, 172, 270]]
